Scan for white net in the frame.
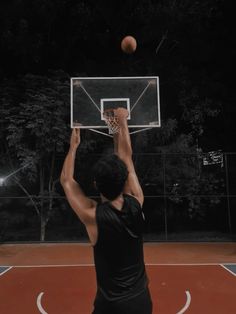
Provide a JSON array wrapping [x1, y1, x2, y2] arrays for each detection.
[[103, 109, 120, 134]]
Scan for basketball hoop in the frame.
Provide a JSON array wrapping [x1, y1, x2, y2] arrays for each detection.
[[103, 109, 120, 134]]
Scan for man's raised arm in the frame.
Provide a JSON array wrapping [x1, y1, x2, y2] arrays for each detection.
[[113, 108, 144, 206], [60, 128, 97, 224]]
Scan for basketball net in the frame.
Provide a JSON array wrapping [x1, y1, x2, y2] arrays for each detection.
[[103, 109, 120, 134]]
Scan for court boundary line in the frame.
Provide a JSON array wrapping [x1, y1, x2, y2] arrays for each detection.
[[1, 263, 236, 268], [220, 264, 236, 277], [0, 266, 13, 276]]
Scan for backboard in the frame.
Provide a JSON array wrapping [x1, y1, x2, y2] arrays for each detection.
[[71, 76, 160, 136]]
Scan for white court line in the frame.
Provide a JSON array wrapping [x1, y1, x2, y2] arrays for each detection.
[[0, 266, 13, 276], [146, 263, 224, 266], [37, 292, 48, 314], [176, 291, 191, 314], [0, 264, 94, 268], [1, 263, 236, 268], [220, 264, 236, 277]]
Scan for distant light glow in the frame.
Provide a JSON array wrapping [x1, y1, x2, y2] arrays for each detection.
[[0, 162, 32, 187]]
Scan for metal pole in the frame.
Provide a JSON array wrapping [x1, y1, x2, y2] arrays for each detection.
[[224, 153, 232, 237], [163, 153, 168, 241]]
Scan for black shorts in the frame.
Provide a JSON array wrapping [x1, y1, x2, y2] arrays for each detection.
[[92, 288, 153, 314]]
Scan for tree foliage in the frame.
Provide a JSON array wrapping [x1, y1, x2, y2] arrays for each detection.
[[0, 70, 70, 240]]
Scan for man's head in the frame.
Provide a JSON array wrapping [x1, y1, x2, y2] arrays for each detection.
[[93, 154, 128, 201]]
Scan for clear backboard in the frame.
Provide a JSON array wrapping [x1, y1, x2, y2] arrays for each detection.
[[71, 76, 160, 136]]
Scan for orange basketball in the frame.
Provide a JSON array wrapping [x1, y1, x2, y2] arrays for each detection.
[[121, 36, 137, 54]]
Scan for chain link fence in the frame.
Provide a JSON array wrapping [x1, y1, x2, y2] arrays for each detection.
[[0, 152, 235, 242]]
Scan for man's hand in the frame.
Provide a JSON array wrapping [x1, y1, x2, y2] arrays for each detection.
[[70, 128, 80, 150], [114, 108, 129, 125]]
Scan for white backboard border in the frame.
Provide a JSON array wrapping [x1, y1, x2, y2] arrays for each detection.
[[71, 76, 161, 134]]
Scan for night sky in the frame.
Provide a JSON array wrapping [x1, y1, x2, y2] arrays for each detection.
[[0, 0, 235, 150]]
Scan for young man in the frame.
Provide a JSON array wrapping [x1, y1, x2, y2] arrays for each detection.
[[60, 108, 152, 314]]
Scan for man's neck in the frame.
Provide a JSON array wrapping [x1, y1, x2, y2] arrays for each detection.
[[101, 194, 124, 210]]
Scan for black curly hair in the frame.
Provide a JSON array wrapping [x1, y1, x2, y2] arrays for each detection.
[[93, 154, 128, 201]]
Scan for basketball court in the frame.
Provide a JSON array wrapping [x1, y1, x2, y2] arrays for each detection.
[[1, 76, 235, 314], [0, 243, 236, 314], [1, 1, 235, 313]]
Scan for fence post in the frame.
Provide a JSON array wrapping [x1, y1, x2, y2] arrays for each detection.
[[224, 153, 232, 237], [163, 153, 168, 241]]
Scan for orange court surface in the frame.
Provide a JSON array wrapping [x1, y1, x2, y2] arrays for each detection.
[[0, 242, 236, 314]]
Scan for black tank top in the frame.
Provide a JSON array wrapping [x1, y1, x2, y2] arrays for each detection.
[[93, 194, 148, 302]]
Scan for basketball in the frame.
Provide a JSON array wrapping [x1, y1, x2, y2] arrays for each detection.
[[121, 36, 137, 54]]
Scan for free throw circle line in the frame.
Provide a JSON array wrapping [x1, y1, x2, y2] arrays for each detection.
[[37, 292, 48, 314], [176, 290, 191, 314]]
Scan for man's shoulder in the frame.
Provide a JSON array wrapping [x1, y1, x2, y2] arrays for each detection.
[[124, 194, 142, 208]]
